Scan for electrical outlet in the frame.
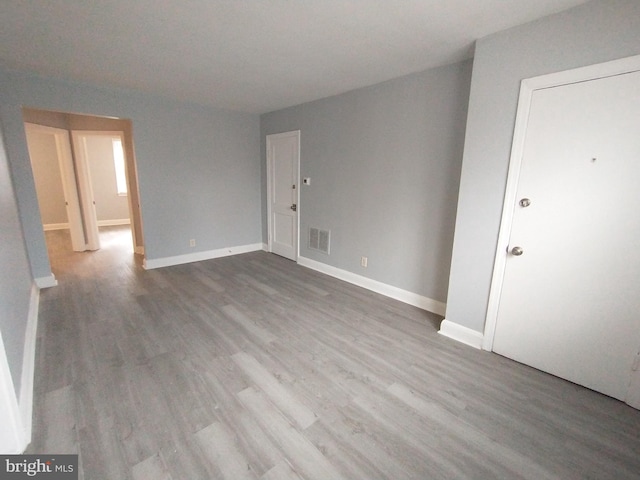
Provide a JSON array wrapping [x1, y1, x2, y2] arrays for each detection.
[[189, 239, 196, 247], [361, 256, 368, 268]]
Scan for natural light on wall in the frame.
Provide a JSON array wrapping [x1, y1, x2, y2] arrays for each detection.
[[112, 138, 127, 196]]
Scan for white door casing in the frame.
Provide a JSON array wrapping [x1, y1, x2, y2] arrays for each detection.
[[71, 131, 102, 250], [485, 56, 640, 407], [267, 131, 300, 261], [75, 130, 142, 255], [25, 124, 86, 251]]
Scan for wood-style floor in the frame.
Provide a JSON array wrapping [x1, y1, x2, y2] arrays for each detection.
[[29, 226, 640, 479]]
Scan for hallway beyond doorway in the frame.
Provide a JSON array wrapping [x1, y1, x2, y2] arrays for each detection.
[[44, 225, 141, 281]]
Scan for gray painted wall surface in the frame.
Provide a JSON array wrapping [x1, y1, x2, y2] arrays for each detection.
[[0, 127, 33, 394], [26, 129, 68, 225], [0, 67, 261, 278], [84, 135, 130, 222], [446, 0, 640, 333], [261, 61, 472, 303]]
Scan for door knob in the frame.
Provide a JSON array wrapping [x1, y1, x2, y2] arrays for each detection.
[[511, 246, 524, 256], [290, 204, 297, 212], [519, 198, 531, 207]]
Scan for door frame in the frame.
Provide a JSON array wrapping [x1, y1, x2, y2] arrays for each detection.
[[266, 130, 301, 260], [71, 131, 104, 250], [24, 123, 87, 251], [483, 54, 640, 351], [71, 130, 141, 253]]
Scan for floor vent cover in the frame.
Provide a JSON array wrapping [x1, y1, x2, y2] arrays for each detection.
[[309, 227, 330, 254]]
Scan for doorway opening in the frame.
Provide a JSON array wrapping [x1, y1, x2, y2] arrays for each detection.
[[23, 108, 145, 278]]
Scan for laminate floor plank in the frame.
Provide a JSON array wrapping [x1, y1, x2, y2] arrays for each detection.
[[194, 421, 258, 480], [232, 351, 318, 430], [237, 386, 345, 480], [25, 227, 640, 479], [260, 460, 303, 480], [131, 453, 173, 480], [222, 304, 278, 344]]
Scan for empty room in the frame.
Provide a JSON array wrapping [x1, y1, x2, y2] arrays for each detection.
[[1, 1, 639, 478]]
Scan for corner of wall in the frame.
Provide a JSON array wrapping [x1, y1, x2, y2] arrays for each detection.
[[19, 283, 40, 449], [0, 330, 23, 453], [0, 282, 39, 454], [34, 274, 57, 289], [438, 319, 483, 349]]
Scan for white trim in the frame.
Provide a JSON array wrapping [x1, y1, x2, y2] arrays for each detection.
[[438, 319, 483, 349], [25, 123, 86, 252], [135, 245, 145, 255], [43, 223, 70, 231], [71, 131, 101, 250], [297, 256, 446, 316], [0, 329, 24, 453], [143, 243, 264, 270], [43, 218, 132, 231], [483, 54, 640, 351], [266, 130, 301, 260], [18, 284, 39, 449], [34, 274, 58, 289], [522, 54, 640, 91], [97, 218, 131, 227]]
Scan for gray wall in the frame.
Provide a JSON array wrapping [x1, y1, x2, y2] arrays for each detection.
[[84, 135, 130, 222], [0, 126, 33, 394], [0, 67, 261, 278], [261, 60, 472, 303], [446, 0, 640, 333], [26, 129, 68, 225]]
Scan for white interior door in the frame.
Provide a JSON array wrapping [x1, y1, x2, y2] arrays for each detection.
[[71, 131, 101, 251], [492, 71, 640, 405], [25, 124, 86, 251], [267, 131, 299, 261]]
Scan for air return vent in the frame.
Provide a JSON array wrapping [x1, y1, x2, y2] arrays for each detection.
[[309, 227, 330, 254]]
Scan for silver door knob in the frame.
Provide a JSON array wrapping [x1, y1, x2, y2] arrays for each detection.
[[511, 246, 524, 256], [519, 198, 531, 207]]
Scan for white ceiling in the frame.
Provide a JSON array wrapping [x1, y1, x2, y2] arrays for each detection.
[[0, 1, 589, 114]]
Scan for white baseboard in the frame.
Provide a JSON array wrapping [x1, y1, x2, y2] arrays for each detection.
[[44, 219, 130, 231], [438, 319, 483, 349], [34, 274, 57, 289], [297, 256, 446, 316], [97, 218, 131, 227], [143, 243, 264, 270], [18, 284, 40, 450], [43, 223, 69, 231]]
